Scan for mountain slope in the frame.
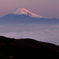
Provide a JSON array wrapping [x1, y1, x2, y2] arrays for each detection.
[[0, 36, 59, 59], [0, 8, 59, 24], [0, 14, 59, 24], [11, 8, 44, 18]]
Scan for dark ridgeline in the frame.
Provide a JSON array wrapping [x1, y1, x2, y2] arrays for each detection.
[[0, 36, 59, 59]]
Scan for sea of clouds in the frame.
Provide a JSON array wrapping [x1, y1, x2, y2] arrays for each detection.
[[0, 24, 59, 45]]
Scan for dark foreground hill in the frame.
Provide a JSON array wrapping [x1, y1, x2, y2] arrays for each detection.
[[0, 36, 59, 59]]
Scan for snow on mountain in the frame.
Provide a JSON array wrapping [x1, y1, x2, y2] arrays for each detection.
[[11, 8, 44, 18]]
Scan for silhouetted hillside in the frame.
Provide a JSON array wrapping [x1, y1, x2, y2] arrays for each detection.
[[0, 36, 59, 59]]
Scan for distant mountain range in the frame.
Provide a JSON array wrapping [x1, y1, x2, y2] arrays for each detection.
[[0, 36, 59, 59], [0, 8, 59, 24]]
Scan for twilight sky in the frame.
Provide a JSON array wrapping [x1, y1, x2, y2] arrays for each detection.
[[0, 0, 59, 18]]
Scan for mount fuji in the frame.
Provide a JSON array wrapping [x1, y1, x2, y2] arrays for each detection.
[[11, 8, 44, 18], [0, 8, 59, 24]]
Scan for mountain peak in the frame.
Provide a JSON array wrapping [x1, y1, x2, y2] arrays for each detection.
[[11, 8, 44, 18]]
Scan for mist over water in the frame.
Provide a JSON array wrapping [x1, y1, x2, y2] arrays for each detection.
[[0, 24, 59, 45]]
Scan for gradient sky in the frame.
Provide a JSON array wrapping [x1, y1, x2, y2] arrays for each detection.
[[0, 0, 59, 18]]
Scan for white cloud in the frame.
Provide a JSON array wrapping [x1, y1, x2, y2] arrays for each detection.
[[0, 24, 59, 45]]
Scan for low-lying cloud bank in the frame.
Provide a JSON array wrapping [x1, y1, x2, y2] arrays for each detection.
[[0, 24, 59, 45]]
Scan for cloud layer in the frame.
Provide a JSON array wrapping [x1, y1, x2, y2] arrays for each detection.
[[0, 24, 59, 45]]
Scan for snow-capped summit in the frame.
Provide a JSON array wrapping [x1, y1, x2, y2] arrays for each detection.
[[11, 8, 44, 18]]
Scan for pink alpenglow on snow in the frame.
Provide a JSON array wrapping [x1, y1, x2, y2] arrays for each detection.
[[11, 8, 45, 18]]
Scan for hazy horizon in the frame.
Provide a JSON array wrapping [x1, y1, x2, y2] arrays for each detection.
[[0, 0, 59, 45], [0, 24, 59, 45]]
